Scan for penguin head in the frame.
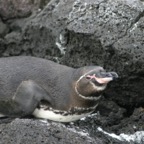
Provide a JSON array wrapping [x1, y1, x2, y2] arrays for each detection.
[[85, 66, 118, 87], [75, 66, 118, 99]]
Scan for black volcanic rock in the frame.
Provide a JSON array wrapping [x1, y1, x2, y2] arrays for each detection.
[[0, 119, 101, 144], [0, 0, 144, 143]]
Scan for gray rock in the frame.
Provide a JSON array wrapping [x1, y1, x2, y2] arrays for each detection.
[[0, 18, 9, 37], [0, 0, 144, 143], [0, 0, 50, 20], [0, 118, 101, 144]]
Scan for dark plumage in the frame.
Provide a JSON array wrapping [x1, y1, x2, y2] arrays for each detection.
[[0, 56, 118, 122]]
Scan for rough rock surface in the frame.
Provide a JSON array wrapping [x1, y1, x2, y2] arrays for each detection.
[[0, 18, 9, 37], [0, 0, 51, 20], [0, 118, 101, 144], [0, 0, 144, 144]]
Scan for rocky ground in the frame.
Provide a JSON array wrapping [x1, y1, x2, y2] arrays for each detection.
[[0, 0, 144, 143]]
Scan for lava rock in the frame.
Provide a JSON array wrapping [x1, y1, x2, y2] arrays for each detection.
[[0, 0, 144, 144], [0, 118, 102, 144], [0, 18, 9, 37], [0, 0, 45, 20]]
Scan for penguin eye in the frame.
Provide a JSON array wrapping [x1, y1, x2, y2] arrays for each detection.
[[85, 76, 91, 80]]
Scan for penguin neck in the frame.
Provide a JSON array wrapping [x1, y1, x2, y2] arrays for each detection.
[[74, 75, 104, 101], [75, 83, 102, 101], [75, 87, 101, 101]]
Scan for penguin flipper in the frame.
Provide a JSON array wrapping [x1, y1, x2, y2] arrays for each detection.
[[8, 80, 51, 117]]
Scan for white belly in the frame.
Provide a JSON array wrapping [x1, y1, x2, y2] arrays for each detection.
[[33, 108, 93, 122]]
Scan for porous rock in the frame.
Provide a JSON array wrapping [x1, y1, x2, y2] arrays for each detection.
[[0, 118, 101, 144], [0, 0, 144, 144], [0, 18, 9, 37], [0, 0, 48, 20]]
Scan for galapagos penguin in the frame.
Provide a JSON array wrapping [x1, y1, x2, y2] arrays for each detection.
[[0, 56, 118, 122]]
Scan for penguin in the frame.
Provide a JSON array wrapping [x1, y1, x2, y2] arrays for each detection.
[[0, 56, 118, 122]]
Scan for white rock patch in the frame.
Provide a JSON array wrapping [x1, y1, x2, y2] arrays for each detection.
[[98, 127, 144, 143]]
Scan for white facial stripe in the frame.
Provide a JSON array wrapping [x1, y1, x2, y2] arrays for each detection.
[[90, 81, 106, 91], [77, 69, 96, 82], [75, 70, 106, 100], [75, 85, 102, 100]]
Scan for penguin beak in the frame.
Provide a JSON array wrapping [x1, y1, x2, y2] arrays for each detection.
[[96, 71, 118, 84], [86, 71, 118, 84]]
